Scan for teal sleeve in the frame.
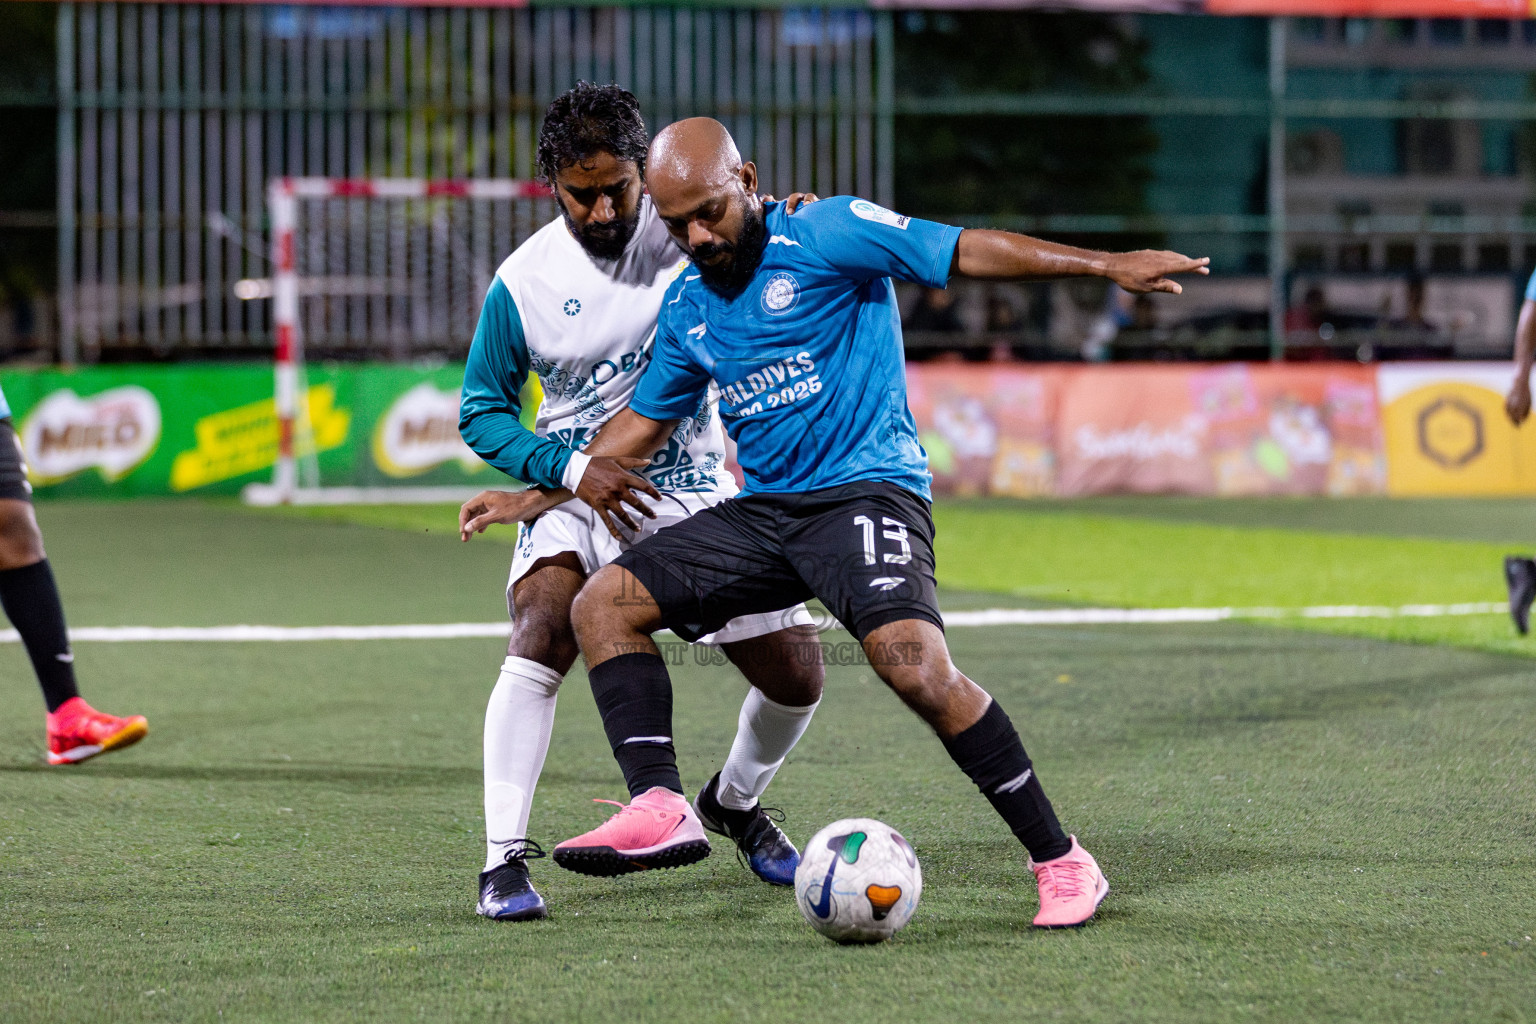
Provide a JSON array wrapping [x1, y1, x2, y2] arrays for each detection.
[[459, 278, 574, 489], [1525, 268, 1536, 303]]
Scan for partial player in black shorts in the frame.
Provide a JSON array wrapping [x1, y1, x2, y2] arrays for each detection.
[[0, 413, 149, 763], [615, 480, 941, 643], [0, 417, 33, 501]]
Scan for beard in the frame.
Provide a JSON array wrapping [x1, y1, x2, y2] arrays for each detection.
[[692, 198, 767, 296], [560, 203, 639, 262]]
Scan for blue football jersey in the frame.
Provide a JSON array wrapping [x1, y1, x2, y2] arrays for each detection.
[[630, 197, 962, 500], [1525, 267, 1536, 303]]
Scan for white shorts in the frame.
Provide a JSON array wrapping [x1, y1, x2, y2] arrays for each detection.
[[507, 489, 814, 645]]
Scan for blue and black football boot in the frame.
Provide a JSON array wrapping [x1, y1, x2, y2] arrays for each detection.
[[1506, 556, 1536, 636], [692, 771, 800, 886], [476, 840, 549, 921]]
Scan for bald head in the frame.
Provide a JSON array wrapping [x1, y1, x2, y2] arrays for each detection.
[[647, 118, 765, 293]]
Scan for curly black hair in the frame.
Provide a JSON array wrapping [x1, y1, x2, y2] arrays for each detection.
[[535, 82, 648, 185]]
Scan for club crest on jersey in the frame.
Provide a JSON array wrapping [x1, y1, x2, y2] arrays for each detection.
[[563, 298, 581, 316], [761, 272, 800, 316], [849, 199, 909, 230]]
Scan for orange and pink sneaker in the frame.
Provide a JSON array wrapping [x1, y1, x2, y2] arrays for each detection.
[[552, 786, 711, 877], [1028, 835, 1109, 928], [46, 697, 149, 766]]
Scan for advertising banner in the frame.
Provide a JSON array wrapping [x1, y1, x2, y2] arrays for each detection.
[[908, 362, 1386, 498], [7, 360, 1536, 500], [1378, 363, 1536, 496], [0, 364, 538, 498]]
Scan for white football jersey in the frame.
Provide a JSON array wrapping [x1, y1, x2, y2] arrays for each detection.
[[492, 197, 730, 495]]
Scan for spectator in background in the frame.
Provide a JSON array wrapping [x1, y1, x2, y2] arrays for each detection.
[[1286, 285, 1329, 334], [1131, 293, 1157, 331], [905, 286, 966, 334], [985, 290, 1021, 333], [1501, 266, 1536, 635], [984, 290, 1022, 362], [1389, 275, 1438, 338]]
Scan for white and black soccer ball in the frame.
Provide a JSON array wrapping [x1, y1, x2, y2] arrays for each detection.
[[793, 818, 922, 943]]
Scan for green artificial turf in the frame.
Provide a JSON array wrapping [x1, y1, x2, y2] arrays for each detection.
[[1, 500, 1533, 1021], [239, 496, 1533, 658]]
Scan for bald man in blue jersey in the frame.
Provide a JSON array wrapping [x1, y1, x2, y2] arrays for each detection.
[[492, 118, 1208, 928]]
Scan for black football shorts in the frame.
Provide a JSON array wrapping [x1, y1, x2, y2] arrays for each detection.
[[0, 418, 32, 502], [614, 480, 942, 642]]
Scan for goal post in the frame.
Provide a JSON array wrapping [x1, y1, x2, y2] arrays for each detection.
[[242, 176, 552, 507]]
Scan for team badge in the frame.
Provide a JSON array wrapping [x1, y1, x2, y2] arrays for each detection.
[[760, 272, 800, 316], [563, 298, 581, 316]]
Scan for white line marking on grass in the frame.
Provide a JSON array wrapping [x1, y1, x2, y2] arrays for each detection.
[[0, 602, 1506, 644], [940, 602, 1505, 627]]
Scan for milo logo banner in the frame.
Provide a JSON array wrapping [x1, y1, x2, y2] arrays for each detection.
[[0, 364, 538, 497]]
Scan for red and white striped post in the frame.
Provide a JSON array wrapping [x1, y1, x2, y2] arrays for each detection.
[[269, 177, 301, 501], [254, 177, 551, 505]]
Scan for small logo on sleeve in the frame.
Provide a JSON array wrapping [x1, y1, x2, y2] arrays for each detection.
[[849, 199, 910, 230], [563, 299, 582, 316], [760, 273, 800, 316]]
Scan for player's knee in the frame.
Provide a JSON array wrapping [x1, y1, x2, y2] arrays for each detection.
[[0, 500, 44, 569], [570, 565, 639, 646], [508, 608, 579, 671], [780, 625, 825, 703], [878, 655, 963, 713]]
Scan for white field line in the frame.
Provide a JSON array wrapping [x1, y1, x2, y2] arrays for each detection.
[[0, 602, 1505, 644]]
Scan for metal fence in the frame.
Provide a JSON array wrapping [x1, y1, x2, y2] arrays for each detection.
[[56, 3, 891, 362]]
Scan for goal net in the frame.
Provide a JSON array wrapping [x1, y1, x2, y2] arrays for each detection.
[[242, 176, 554, 506]]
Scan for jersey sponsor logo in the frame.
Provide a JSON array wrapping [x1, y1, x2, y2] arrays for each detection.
[[687, 322, 708, 339], [849, 199, 909, 230], [768, 234, 801, 248], [563, 298, 581, 316], [719, 352, 819, 408], [760, 272, 800, 316]]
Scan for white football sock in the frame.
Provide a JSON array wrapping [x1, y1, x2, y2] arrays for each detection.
[[717, 687, 820, 811], [483, 655, 564, 872]]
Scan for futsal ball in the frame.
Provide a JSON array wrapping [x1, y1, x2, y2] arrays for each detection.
[[793, 818, 922, 943]]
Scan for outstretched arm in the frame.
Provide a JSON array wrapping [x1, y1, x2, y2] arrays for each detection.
[[952, 229, 1210, 294], [1506, 298, 1536, 426], [460, 408, 679, 541]]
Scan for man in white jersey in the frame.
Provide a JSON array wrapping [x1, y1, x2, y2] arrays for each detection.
[[457, 84, 822, 920]]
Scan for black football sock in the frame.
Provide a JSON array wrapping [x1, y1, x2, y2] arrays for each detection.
[[588, 652, 683, 798], [0, 560, 80, 713], [941, 699, 1072, 863]]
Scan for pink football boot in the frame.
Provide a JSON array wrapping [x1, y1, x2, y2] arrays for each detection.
[[553, 787, 711, 877], [46, 698, 149, 766], [1028, 836, 1109, 928]]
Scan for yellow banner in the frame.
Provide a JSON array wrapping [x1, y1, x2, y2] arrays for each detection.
[[1379, 365, 1536, 496], [170, 385, 350, 492]]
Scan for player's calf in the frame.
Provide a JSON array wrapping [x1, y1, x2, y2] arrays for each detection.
[[862, 619, 1108, 927]]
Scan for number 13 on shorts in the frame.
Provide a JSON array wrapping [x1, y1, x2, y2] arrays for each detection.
[[854, 514, 912, 567]]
